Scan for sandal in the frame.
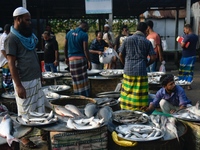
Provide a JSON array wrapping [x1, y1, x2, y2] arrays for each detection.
[[187, 85, 192, 90], [21, 139, 37, 149]]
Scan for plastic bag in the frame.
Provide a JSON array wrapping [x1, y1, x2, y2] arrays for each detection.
[[159, 61, 166, 72], [99, 48, 115, 64]]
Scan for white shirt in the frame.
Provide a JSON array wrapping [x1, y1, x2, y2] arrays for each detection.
[[0, 32, 8, 67]]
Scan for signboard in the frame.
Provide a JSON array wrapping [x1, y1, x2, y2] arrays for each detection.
[[85, 0, 112, 14]]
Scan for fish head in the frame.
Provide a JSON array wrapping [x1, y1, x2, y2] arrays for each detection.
[[2, 114, 10, 121]]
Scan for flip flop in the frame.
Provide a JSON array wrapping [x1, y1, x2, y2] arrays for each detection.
[[21, 140, 37, 149]]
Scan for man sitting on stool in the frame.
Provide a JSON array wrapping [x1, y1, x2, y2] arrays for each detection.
[[141, 74, 192, 114]]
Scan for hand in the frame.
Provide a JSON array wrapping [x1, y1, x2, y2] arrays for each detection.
[[98, 51, 103, 55], [16, 85, 26, 99], [170, 109, 176, 114], [87, 61, 92, 70], [65, 58, 69, 65], [54, 60, 59, 66]]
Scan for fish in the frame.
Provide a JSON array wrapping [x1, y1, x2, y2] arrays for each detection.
[[64, 104, 84, 116], [54, 105, 75, 117], [84, 103, 99, 117], [166, 122, 179, 142], [150, 115, 160, 128], [97, 106, 113, 124], [73, 117, 94, 126], [66, 118, 75, 129], [186, 101, 200, 117], [46, 110, 54, 121], [0, 114, 19, 147]]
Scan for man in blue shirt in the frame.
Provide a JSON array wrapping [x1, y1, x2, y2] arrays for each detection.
[[142, 74, 192, 114], [64, 21, 91, 97]]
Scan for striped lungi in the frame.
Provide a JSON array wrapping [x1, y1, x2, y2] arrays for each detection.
[[2, 63, 13, 91], [69, 58, 90, 97], [178, 56, 196, 82], [13, 78, 52, 115], [120, 74, 149, 111]]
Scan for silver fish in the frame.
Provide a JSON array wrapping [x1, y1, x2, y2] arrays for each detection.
[[65, 104, 83, 116], [97, 106, 113, 124], [0, 114, 19, 146], [84, 103, 99, 117], [186, 101, 200, 117], [166, 122, 179, 142], [73, 117, 94, 125], [46, 110, 54, 121], [54, 105, 75, 117]]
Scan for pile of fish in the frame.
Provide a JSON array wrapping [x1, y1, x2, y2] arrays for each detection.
[[172, 101, 200, 121], [100, 70, 124, 76], [66, 117, 104, 130], [113, 110, 149, 124], [149, 115, 179, 141], [42, 72, 63, 78], [175, 80, 192, 85], [0, 114, 19, 147], [116, 124, 163, 141], [19, 111, 58, 125]]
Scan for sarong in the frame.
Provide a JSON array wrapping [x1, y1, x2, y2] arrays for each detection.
[[69, 58, 90, 97], [178, 56, 196, 82], [120, 74, 149, 110], [13, 78, 51, 115], [2, 63, 13, 91]]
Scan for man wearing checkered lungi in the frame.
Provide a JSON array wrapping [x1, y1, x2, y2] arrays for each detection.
[[119, 22, 156, 111]]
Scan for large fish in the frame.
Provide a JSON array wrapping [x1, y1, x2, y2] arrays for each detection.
[[54, 105, 75, 117], [65, 104, 84, 116], [97, 106, 113, 124], [0, 114, 19, 146], [186, 101, 200, 117], [84, 103, 99, 117]]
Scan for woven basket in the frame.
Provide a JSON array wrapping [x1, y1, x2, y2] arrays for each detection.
[[0, 98, 17, 113], [50, 95, 96, 108]]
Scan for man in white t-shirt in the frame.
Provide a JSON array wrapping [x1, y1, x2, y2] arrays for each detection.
[[0, 24, 13, 93]]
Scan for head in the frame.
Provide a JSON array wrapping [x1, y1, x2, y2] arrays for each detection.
[[4, 24, 11, 34], [183, 24, 192, 34], [146, 20, 154, 35], [137, 22, 148, 35], [160, 74, 176, 92], [13, 7, 32, 37], [79, 20, 89, 32], [42, 31, 51, 41], [46, 24, 52, 32], [121, 25, 129, 36], [95, 30, 103, 42], [104, 24, 110, 32]]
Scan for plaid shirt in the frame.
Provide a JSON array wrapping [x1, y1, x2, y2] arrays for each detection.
[[119, 31, 155, 76]]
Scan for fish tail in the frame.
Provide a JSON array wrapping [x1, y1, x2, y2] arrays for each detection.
[[7, 135, 19, 147]]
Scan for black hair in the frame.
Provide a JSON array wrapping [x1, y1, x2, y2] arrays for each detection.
[[43, 31, 51, 36], [184, 24, 192, 29], [137, 22, 148, 33], [4, 24, 11, 32], [160, 74, 174, 86], [146, 20, 154, 29], [121, 25, 128, 31]]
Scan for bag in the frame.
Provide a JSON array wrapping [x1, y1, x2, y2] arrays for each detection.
[[159, 61, 166, 72], [99, 48, 115, 64]]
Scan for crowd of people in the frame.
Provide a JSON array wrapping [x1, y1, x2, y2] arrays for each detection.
[[0, 6, 198, 148]]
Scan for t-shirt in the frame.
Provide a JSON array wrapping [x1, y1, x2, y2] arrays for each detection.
[[66, 27, 88, 58], [147, 32, 160, 58], [182, 33, 198, 57], [44, 38, 58, 63], [0, 32, 8, 67], [5, 33, 41, 81]]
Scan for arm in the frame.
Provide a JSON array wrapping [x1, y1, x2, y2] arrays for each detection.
[[119, 52, 125, 65], [64, 39, 69, 65], [147, 54, 156, 67], [7, 55, 26, 99], [1, 50, 7, 58], [54, 41, 59, 66], [89, 50, 103, 55], [83, 41, 91, 70], [156, 44, 164, 62]]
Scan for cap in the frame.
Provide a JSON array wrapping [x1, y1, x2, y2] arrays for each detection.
[[104, 24, 110, 28], [13, 7, 29, 17]]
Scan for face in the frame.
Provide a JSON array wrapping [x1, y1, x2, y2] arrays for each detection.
[[18, 13, 32, 37], [43, 34, 50, 41], [164, 81, 176, 93], [104, 27, 109, 32], [122, 28, 129, 35], [183, 27, 189, 34], [96, 32, 103, 42]]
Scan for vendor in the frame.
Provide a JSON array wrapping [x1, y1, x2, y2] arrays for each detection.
[[141, 74, 192, 114]]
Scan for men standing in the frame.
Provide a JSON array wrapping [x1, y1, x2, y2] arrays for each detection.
[[178, 24, 198, 90], [43, 31, 59, 72], [146, 20, 163, 72], [119, 22, 156, 111], [0, 24, 14, 93], [103, 24, 115, 48], [65, 21, 91, 97], [5, 7, 51, 148]]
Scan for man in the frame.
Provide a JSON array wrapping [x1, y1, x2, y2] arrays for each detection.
[[114, 25, 130, 69], [119, 22, 156, 111], [0, 24, 14, 93], [89, 31, 108, 69], [43, 31, 59, 72], [178, 24, 198, 90], [64, 21, 91, 97], [146, 20, 163, 72], [141, 74, 192, 114], [5, 7, 52, 148]]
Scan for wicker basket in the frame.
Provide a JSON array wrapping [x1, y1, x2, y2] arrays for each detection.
[[50, 95, 96, 108], [0, 98, 17, 113]]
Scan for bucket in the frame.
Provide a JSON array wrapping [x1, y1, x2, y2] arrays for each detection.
[[108, 120, 188, 150], [50, 95, 96, 109]]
